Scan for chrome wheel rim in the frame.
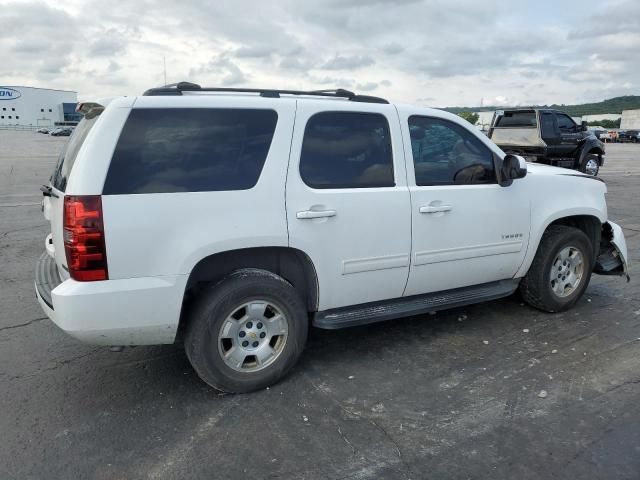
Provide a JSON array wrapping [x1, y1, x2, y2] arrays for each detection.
[[585, 158, 598, 176], [217, 300, 288, 372], [549, 246, 584, 298]]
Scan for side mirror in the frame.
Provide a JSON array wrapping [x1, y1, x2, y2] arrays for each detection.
[[581, 120, 588, 132], [500, 154, 527, 186]]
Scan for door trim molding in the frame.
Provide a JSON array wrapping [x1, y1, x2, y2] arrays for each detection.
[[342, 253, 410, 275], [414, 240, 523, 266]]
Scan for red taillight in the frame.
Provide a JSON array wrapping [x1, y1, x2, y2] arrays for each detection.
[[63, 195, 108, 281]]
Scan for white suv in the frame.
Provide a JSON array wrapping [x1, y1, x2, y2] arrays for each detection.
[[36, 82, 628, 393]]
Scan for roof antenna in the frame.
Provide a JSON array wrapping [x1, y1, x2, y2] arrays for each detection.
[[163, 56, 167, 86]]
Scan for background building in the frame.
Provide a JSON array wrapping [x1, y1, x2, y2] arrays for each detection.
[[581, 113, 621, 123], [0, 86, 79, 128], [621, 109, 640, 129]]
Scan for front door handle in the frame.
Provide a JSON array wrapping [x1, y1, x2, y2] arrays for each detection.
[[420, 204, 452, 214], [296, 209, 337, 219]]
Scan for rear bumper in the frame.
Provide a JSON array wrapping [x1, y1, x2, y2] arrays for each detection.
[[35, 251, 61, 309], [35, 252, 187, 345]]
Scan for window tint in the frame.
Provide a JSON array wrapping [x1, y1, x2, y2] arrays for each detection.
[[540, 112, 556, 137], [556, 114, 576, 131], [494, 111, 537, 127], [409, 116, 496, 186], [103, 108, 278, 194], [299, 111, 394, 189]]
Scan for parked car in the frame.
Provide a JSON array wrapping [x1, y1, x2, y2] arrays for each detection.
[[619, 130, 640, 143], [488, 109, 605, 176], [36, 83, 628, 393], [50, 127, 72, 136], [37, 128, 50, 134], [588, 126, 610, 141]]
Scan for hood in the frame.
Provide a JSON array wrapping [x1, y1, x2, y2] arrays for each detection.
[[526, 163, 590, 178], [524, 162, 606, 195]]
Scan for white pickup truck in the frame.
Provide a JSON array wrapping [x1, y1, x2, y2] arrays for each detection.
[[36, 83, 628, 393]]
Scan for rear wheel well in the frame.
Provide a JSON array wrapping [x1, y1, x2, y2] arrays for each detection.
[[547, 215, 601, 261], [177, 247, 318, 341]]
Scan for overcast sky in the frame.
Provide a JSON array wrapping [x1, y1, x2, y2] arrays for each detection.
[[1, 0, 639, 106]]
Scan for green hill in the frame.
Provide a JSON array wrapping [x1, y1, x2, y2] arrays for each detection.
[[444, 95, 640, 116]]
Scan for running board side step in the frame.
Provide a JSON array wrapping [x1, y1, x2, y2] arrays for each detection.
[[312, 279, 520, 329]]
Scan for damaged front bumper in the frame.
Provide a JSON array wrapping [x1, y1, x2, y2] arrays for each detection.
[[594, 221, 629, 280]]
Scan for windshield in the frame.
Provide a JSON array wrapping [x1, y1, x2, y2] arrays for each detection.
[[50, 113, 100, 192]]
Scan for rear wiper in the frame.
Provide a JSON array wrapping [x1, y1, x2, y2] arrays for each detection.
[[40, 185, 59, 198]]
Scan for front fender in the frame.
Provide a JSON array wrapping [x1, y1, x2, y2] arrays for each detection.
[[594, 221, 630, 280], [579, 138, 605, 165]]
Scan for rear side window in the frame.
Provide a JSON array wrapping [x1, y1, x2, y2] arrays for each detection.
[[299, 111, 394, 189], [103, 108, 278, 194], [494, 111, 537, 128], [51, 115, 99, 191]]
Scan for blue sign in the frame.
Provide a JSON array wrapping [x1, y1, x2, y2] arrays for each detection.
[[0, 87, 21, 100]]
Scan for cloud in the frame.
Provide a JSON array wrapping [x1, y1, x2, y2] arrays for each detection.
[[322, 54, 375, 70], [355, 81, 378, 92], [190, 55, 249, 86], [380, 43, 404, 55], [235, 45, 276, 59], [0, 0, 637, 106], [88, 32, 128, 57]]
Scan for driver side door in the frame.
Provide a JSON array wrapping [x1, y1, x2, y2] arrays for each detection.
[[400, 112, 531, 296], [555, 113, 581, 157]]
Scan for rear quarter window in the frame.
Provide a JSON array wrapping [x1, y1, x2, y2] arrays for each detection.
[[103, 108, 278, 194]]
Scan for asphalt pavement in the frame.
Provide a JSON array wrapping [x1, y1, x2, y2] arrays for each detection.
[[1, 131, 639, 479]]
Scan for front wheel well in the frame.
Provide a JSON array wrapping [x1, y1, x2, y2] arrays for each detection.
[[586, 147, 604, 161], [546, 215, 601, 261], [176, 247, 318, 341]]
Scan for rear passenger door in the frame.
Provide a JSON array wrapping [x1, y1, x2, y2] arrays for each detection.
[[399, 111, 530, 296], [286, 102, 411, 311]]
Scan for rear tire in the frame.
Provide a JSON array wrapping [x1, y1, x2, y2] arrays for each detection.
[[520, 226, 593, 313], [185, 269, 308, 393]]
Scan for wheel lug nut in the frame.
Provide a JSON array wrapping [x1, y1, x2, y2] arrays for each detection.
[[260, 332, 266, 338], [242, 340, 249, 347], [239, 331, 246, 338], [252, 341, 259, 348], [257, 322, 263, 329], [246, 321, 253, 328]]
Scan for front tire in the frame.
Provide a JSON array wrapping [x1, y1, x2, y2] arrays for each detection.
[[185, 269, 308, 393], [520, 226, 594, 313], [580, 154, 600, 176]]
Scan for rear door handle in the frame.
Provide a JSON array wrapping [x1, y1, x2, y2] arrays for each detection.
[[420, 204, 452, 214], [296, 209, 337, 219]]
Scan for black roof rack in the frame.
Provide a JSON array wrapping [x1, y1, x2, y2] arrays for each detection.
[[143, 81, 389, 104]]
